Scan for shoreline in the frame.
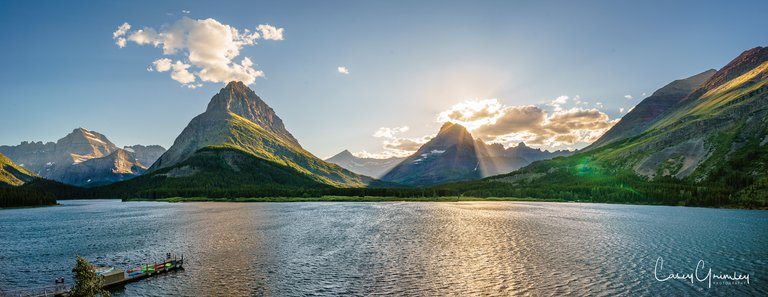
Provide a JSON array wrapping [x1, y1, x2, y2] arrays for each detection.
[[0, 203, 61, 210], [120, 196, 767, 210], [124, 196, 566, 203]]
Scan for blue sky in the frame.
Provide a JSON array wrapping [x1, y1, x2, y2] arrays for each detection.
[[0, 1, 766, 158]]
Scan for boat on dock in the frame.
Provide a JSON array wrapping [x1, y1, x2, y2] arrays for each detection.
[[100, 254, 184, 288]]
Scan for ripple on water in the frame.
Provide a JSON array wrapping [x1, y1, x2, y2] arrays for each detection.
[[0, 200, 766, 296]]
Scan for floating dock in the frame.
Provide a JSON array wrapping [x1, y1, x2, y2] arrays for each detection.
[[100, 255, 184, 288]]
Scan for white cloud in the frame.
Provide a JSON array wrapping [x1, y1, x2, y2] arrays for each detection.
[[595, 102, 604, 108], [357, 126, 432, 158], [373, 126, 409, 138], [115, 17, 284, 87], [624, 94, 633, 99], [337, 66, 350, 75], [182, 10, 190, 14], [437, 99, 503, 130], [151, 58, 173, 72], [112, 22, 131, 48], [620, 107, 625, 113], [548, 95, 569, 111], [257, 24, 284, 40], [169, 61, 196, 84], [641, 92, 647, 97]]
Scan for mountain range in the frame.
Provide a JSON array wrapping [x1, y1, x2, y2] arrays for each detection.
[[325, 151, 405, 178], [0, 128, 166, 187], [440, 46, 768, 207], [3, 46, 767, 208], [377, 122, 571, 186]]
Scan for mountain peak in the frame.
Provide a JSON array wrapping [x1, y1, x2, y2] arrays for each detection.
[[223, 80, 248, 91], [205, 81, 300, 146], [438, 122, 468, 134], [329, 149, 354, 160], [58, 128, 117, 156]]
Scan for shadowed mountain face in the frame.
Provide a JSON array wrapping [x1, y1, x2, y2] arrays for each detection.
[[586, 69, 716, 150], [325, 150, 405, 178], [380, 123, 571, 186], [380, 123, 482, 186], [124, 145, 167, 168], [136, 81, 370, 192], [448, 46, 768, 205], [0, 128, 164, 187]]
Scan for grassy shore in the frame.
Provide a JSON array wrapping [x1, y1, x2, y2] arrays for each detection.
[[120, 196, 767, 209], [124, 196, 567, 203]]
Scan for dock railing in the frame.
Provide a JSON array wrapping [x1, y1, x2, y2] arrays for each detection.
[[0, 284, 69, 297]]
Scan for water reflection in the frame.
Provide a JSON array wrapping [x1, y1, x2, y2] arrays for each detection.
[[0, 200, 766, 296]]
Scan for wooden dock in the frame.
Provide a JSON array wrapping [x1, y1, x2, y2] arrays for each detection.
[[0, 255, 184, 297], [0, 284, 69, 297]]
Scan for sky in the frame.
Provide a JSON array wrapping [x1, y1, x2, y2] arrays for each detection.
[[0, 1, 766, 159]]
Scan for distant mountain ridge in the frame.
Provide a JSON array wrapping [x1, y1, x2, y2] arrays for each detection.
[[325, 150, 405, 178], [380, 122, 571, 186], [0, 128, 166, 187]]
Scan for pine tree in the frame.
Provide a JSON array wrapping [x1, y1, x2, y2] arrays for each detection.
[[70, 256, 110, 297]]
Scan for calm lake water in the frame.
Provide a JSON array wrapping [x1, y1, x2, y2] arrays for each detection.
[[1, 200, 766, 296]]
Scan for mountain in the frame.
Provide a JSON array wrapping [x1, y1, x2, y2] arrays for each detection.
[[0, 153, 36, 187], [55, 149, 148, 186], [108, 81, 370, 198], [0, 128, 165, 187], [586, 69, 716, 150], [440, 46, 768, 208], [380, 122, 571, 186], [0, 153, 60, 207], [325, 150, 405, 178], [124, 145, 167, 167]]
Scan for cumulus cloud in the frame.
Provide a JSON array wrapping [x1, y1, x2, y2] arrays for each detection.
[[437, 99, 503, 130], [112, 22, 131, 48], [548, 95, 569, 111], [355, 126, 433, 158], [337, 66, 349, 75], [151, 58, 173, 72], [439, 97, 619, 149], [257, 24, 284, 40], [114, 17, 284, 87], [624, 94, 633, 99]]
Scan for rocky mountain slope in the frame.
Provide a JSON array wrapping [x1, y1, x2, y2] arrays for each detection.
[[380, 122, 570, 186], [586, 69, 716, 149], [325, 150, 405, 178], [124, 145, 167, 168], [0, 128, 165, 187], [442, 46, 768, 207], [108, 81, 371, 197], [0, 153, 36, 187]]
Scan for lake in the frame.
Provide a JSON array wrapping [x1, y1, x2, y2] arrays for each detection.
[[1, 200, 766, 296]]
